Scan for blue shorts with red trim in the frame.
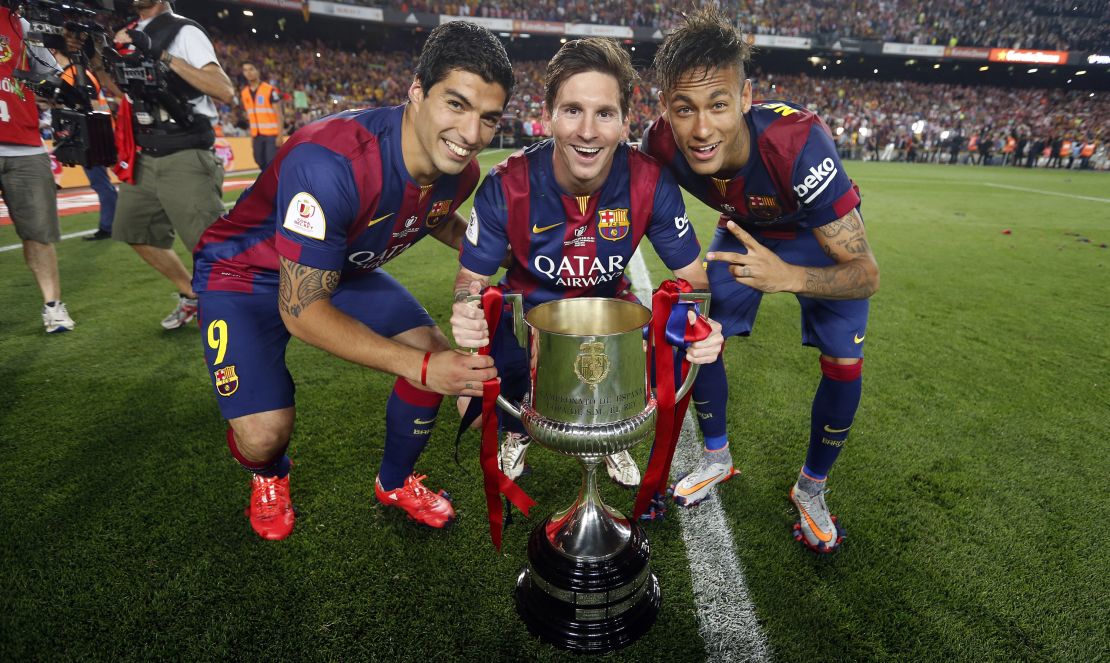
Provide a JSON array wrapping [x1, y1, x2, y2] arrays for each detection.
[[197, 270, 435, 420], [707, 225, 869, 359]]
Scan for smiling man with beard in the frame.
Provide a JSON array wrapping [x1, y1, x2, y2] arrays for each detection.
[[191, 22, 510, 540], [450, 38, 723, 489]]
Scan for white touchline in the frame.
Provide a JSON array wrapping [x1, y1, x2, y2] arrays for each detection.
[[984, 182, 1110, 203], [629, 248, 771, 661], [0, 229, 96, 253]]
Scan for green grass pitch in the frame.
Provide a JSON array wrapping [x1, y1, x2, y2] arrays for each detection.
[[1, 154, 1106, 660]]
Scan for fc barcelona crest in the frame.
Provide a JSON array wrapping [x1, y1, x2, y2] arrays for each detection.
[[574, 341, 610, 387], [214, 365, 239, 397], [597, 208, 630, 242], [746, 194, 782, 220], [426, 199, 452, 228]]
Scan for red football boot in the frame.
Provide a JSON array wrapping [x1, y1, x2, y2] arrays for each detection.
[[375, 474, 455, 528], [246, 473, 295, 540]]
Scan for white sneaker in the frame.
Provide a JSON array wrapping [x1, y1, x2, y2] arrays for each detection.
[[499, 432, 530, 480], [604, 450, 641, 488], [671, 458, 739, 506], [161, 294, 198, 330], [790, 481, 845, 553], [42, 301, 75, 333]]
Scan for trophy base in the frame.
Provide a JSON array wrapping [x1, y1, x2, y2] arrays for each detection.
[[514, 519, 660, 653]]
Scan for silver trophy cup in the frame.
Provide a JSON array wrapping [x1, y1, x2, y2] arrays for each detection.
[[496, 296, 704, 652]]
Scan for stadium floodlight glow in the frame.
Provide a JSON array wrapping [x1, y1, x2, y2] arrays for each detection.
[[251, 28, 257, 34], [979, 66, 989, 71], [822, 65, 827, 71], [316, 52, 321, 58], [560, 38, 567, 44], [933, 63, 941, 69], [1028, 68, 1038, 73], [1076, 70, 1087, 75], [873, 68, 878, 74], [243, 10, 253, 16]]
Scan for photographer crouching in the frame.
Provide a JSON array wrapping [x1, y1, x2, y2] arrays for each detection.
[[91, 0, 233, 330]]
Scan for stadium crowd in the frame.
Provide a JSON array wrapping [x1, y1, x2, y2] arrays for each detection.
[[211, 33, 1108, 170], [382, 0, 1110, 52]]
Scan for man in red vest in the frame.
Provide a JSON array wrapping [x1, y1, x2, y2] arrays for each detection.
[[240, 62, 286, 171], [0, 6, 76, 333]]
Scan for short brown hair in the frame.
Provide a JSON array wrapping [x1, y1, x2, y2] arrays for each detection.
[[654, 8, 752, 93], [545, 38, 637, 117]]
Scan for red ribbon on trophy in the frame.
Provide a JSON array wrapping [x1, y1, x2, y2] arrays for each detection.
[[633, 279, 712, 520], [477, 286, 536, 551]]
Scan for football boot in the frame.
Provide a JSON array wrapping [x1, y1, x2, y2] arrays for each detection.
[[789, 481, 845, 554], [246, 473, 295, 541], [604, 450, 641, 488], [375, 474, 455, 528], [499, 432, 531, 480], [671, 458, 740, 507]]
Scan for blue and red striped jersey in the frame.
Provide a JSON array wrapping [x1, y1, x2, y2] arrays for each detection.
[[643, 101, 861, 232], [193, 105, 478, 294], [460, 141, 701, 310]]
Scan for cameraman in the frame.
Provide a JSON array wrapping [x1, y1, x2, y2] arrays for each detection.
[[0, 5, 75, 333], [52, 39, 117, 242], [92, 0, 233, 330]]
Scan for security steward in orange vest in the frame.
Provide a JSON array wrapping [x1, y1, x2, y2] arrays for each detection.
[[240, 62, 285, 171]]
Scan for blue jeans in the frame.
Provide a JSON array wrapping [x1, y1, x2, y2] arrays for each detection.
[[84, 165, 117, 233]]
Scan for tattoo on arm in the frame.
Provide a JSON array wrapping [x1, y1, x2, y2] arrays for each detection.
[[453, 270, 492, 303], [806, 209, 878, 299], [279, 258, 340, 318], [816, 209, 871, 261]]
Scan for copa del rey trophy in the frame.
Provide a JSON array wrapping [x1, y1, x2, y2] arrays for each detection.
[[488, 289, 708, 653]]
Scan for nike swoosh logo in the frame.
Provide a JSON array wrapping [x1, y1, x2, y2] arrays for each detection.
[[693, 399, 711, 405], [676, 471, 726, 497], [791, 487, 834, 543], [368, 212, 394, 227], [532, 222, 563, 233], [823, 424, 851, 434], [414, 418, 437, 425], [853, 333, 865, 344]]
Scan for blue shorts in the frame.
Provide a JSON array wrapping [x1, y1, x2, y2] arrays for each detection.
[[197, 270, 436, 420], [707, 226, 869, 358]]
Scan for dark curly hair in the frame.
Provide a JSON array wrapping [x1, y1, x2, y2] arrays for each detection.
[[415, 21, 514, 103]]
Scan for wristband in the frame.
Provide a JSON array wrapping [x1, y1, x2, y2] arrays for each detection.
[[420, 351, 432, 386]]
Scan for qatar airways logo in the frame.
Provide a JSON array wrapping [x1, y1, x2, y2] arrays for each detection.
[[792, 157, 837, 204], [534, 254, 625, 288]]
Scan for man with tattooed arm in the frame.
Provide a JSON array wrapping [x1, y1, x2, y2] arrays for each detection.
[[641, 9, 880, 553], [191, 22, 512, 540]]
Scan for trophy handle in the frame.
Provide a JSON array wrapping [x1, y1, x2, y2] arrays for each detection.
[[674, 291, 711, 401], [467, 292, 527, 421]]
